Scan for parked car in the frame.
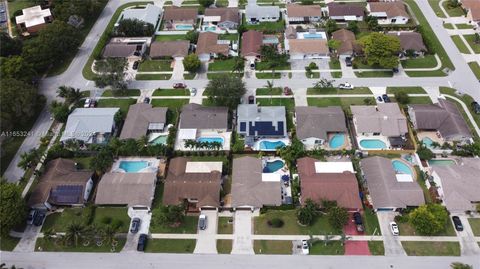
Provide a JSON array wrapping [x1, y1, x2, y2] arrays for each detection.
[[452, 216, 463, 231], [471, 101, 480, 114], [382, 94, 391, 103], [143, 97, 150, 104], [190, 88, 197, 97], [137, 234, 147, 251], [353, 212, 364, 232], [198, 214, 207, 230], [130, 218, 141, 233], [390, 222, 399, 236], [27, 210, 37, 225], [283, 87, 292, 96], [345, 57, 352, 67], [132, 61, 139, 70], [248, 95, 255, 104], [89, 99, 97, 108], [250, 61, 255, 70], [392, 67, 399, 73], [84, 98, 91, 108], [376, 96, 384, 103], [33, 211, 46, 227], [301, 240, 309, 255], [173, 83, 186, 89], [338, 83, 354, 90]]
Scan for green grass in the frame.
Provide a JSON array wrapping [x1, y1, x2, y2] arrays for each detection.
[[463, 34, 480, 53], [254, 210, 341, 235], [152, 88, 189, 96], [138, 60, 173, 72], [451, 35, 471, 54], [208, 58, 237, 71], [386, 87, 426, 94], [256, 61, 291, 71], [184, 73, 196, 80], [308, 97, 376, 111], [155, 35, 188, 41], [468, 218, 480, 236], [407, 97, 434, 105], [244, 20, 285, 32], [402, 241, 460, 256], [329, 60, 342, 78], [101, 89, 141, 97], [256, 98, 295, 131], [254, 240, 292, 254], [400, 55, 438, 69], [97, 98, 136, 116], [0, 236, 20, 251], [364, 208, 381, 235], [443, 23, 454, 29], [218, 217, 234, 234], [207, 72, 243, 79], [144, 239, 196, 253], [428, 0, 446, 18], [151, 99, 189, 109], [135, 74, 172, 80], [215, 0, 228, 7], [217, 240, 233, 254], [307, 87, 372, 95], [368, 241, 385, 255], [355, 71, 393, 77], [219, 34, 239, 41], [309, 241, 344, 255], [72, 157, 93, 170], [441, 0, 465, 17], [398, 220, 456, 236], [405, 70, 447, 77], [35, 238, 126, 253], [256, 87, 283, 95], [456, 24, 474, 29], [256, 72, 281, 79], [149, 216, 198, 233]]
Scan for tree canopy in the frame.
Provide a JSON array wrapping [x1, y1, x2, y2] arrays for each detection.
[[153, 204, 185, 226], [408, 204, 449, 235], [0, 180, 26, 236], [199, 0, 215, 7], [0, 33, 22, 57], [394, 91, 410, 104], [52, 0, 106, 21], [327, 206, 349, 230], [0, 55, 37, 83], [204, 74, 246, 110], [183, 54, 201, 73], [93, 58, 128, 92], [359, 32, 401, 68], [115, 19, 155, 37]]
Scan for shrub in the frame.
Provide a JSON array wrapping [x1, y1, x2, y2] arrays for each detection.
[[101, 216, 112, 225], [327, 207, 348, 230], [394, 91, 410, 104], [111, 219, 124, 230], [81, 205, 95, 226], [267, 218, 284, 228]]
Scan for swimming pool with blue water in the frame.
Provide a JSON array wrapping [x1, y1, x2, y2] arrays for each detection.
[[392, 160, 413, 175], [359, 139, 387, 149], [263, 160, 285, 173], [329, 134, 345, 149], [119, 161, 148, 172], [259, 141, 286, 150], [197, 137, 224, 144]]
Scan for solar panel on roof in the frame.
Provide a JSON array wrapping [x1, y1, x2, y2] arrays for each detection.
[[249, 121, 285, 136], [50, 185, 83, 204]]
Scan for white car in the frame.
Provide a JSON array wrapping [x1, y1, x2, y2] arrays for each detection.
[[190, 88, 197, 96], [338, 83, 354, 90], [301, 240, 309, 255], [390, 222, 399, 236], [84, 98, 91, 108]]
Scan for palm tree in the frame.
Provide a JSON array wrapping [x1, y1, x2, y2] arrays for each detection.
[[57, 86, 83, 105], [264, 80, 275, 104], [18, 148, 41, 170], [232, 56, 245, 73], [102, 225, 118, 245], [451, 262, 473, 269], [64, 222, 86, 247], [108, 137, 122, 158], [137, 135, 149, 152], [43, 228, 56, 243]]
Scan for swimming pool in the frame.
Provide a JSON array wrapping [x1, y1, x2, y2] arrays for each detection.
[[150, 135, 167, 145], [329, 134, 345, 149], [176, 24, 193, 30], [359, 139, 387, 149], [259, 141, 286, 150], [303, 34, 323, 39], [119, 161, 148, 172], [422, 137, 435, 148], [198, 137, 224, 144], [428, 159, 456, 166], [263, 160, 284, 173], [203, 26, 216, 31], [263, 36, 279, 44], [392, 160, 413, 175]]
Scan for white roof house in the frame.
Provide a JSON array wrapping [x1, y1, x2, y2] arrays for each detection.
[[15, 5, 51, 28], [61, 108, 119, 144], [118, 4, 162, 26]]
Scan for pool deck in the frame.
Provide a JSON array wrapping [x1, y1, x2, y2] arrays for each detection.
[[417, 131, 445, 147], [262, 157, 292, 204], [174, 130, 231, 151], [111, 157, 160, 173]]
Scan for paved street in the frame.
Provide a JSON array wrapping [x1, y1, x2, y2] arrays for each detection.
[[194, 210, 218, 254], [377, 212, 407, 256]]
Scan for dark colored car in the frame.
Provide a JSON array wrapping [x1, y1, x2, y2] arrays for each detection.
[[392, 67, 399, 73], [353, 212, 364, 232], [137, 234, 147, 251], [382, 94, 391, 103], [173, 83, 186, 89], [345, 57, 352, 67], [248, 95, 255, 104], [143, 97, 150, 104], [377, 96, 383, 102], [198, 214, 207, 230], [283, 87, 292, 96], [452, 216, 463, 231], [27, 210, 37, 225], [89, 100, 97, 108], [33, 211, 46, 226], [132, 61, 139, 70], [130, 218, 141, 233], [471, 101, 480, 114]]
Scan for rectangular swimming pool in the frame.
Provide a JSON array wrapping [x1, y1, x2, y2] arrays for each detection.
[[176, 24, 194, 30], [119, 161, 148, 172], [198, 137, 224, 144]]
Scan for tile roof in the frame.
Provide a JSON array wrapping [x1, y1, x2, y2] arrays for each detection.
[[288, 39, 329, 54], [246, 4, 280, 19], [368, 1, 410, 18], [287, 4, 322, 17], [163, 7, 198, 21], [331, 28, 362, 55], [196, 32, 229, 56], [387, 32, 426, 52], [327, 3, 365, 17], [204, 7, 240, 24], [241, 30, 263, 57], [103, 41, 139, 58]]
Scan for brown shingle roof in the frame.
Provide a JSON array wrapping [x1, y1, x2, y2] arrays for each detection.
[[150, 40, 190, 58], [287, 4, 322, 17], [368, 1, 410, 18], [387, 32, 426, 52], [351, 103, 408, 137], [241, 30, 263, 57], [103, 42, 138, 58], [204, 7, 239, 24], [462, 0, 480, 20], [295, 106, 347, 140], [179, 103, 228, 129], [120, 103, 168, 140], [327, 3, 365, 17], [288, 39, 329, 54], [331, 28, 362, 55], [163, 7, 198, 22], [196, 32, 229, 56]]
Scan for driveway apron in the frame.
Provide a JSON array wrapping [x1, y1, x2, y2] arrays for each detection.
[[377, 212, 407, 256], [231, 210, 254, 254], [194, 210, 218, 254]]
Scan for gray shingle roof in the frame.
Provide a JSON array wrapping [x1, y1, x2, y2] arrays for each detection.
[[179, 103, 228, 129], [61, 108, 119, 142], [103, 42, 139, 58], [246, 4, 280, 19], [120, 103, 167, 140], [351, 103, 408, 136], [120, 4, 161, 26], [387, 32, 426, 52], [295, 106, 347, 140], [150, 40, 190, 58]]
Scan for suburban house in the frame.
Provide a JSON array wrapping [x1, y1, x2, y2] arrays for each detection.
[[408, 98, 472, 143], [176, 104, 231, 151], [387, 32, 427, 57], [287, 39, 329, 59], [163, 157, 223, 211], [331, 29, 362, 58], [286, 4, 322, 24], [231, 156, 283, 210], [102, 37, 151, 59], [117, 3, 161, 27], [15, 5, 53, 35], [297, 157, 362, 211], [95, 172, 157, 210], [203, 8, 240, 30], [28, 158, 93, 210], [60, 108, 119, 144], [461, 0, 480, 24], [149, 40, 190, 59], [360, 156, 424, 211], [241, 30, 263, 58], [163, 7, 198, 31], [196, 32, 230, 61], [351, 103, 408, 149], [245, 2, 280, 24], [295, 106, 348, 150], [367, 1, 410, 25], [237, 104, 287, 139], [325, 3, 365, 22], [431, 158, 480, 213], [119, 103, 168, 140]]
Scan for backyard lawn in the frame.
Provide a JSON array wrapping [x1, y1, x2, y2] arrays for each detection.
[[368, 241, 385, 255], [149, 216, 198, 233], [35, 238, 126, 253], [244, 20, 285, 32], [152, 88, 189, 96], [98, 98, 136, 115], [254, 240, 292, 254], [400, 55, 438, 69], [386, 87, 426, 94], [72, 157, 93, 170], [155, 35, 188, 41], [256, 87, 283, 95], [218, 217, 234, 234], [468, 62, 480, 80], [217, 240, 233, 254], [144, 239, 196, 253], [309, 241, 344, 255], [307, 87, 372, 95], [463, 34, 480, 54], [451, 35, 471, 54], [208, 58, 237, 71], [138, 60, 173, 72], [402, 241, 461, 256], [135, 74, 172, 80], [468, 218, 480, 236]]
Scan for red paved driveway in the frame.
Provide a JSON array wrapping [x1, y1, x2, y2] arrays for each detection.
[[344, 213, 363, 236], [345, 241, 371, 255]]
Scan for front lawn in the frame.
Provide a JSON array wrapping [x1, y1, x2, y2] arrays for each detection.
[[398, 220, 456, 236], [256, 98, 295, 131], [35, 237, 126, 252], [309, 241, 344, 255], [368, 241, 385, 255], [256, 72, 282, 79], [208, 58, 237, 71], [135, 74, 172, 80], [254, 240, 292, 254], [218, 217, 234, 234], [354, 71, 393, 77], [217, 239, 233, 254], [469, 62, 480, 80], [363, 208, 381, 235], [307, 87, 372, 95], [256, 61, 291, 71], [386, 87, 426, 94], [0, 236, 20, 251], [155, 35, 188, 41], [402, 241, 461, 256], [451, 35, 471, 54], [144, 239, 196, 253], [149, 216, 198, 233], [407, 97, 434, 105], [428, 0, 446, 17], [400, 55, 438, 69], [456, 24, 474, 29], [138, 60, 173, 72], [102, 89, 141, 97], [98, 98, 137, 115], [308, 97, 376, 111], [406, 70, 447, 77], [463, 34, 480, 54], [256, 87, 283, 95], [152, 88, 189, 96], [151, 99, 189, 109], [468, 218, 480, 236], [441, 0, 465, 17]]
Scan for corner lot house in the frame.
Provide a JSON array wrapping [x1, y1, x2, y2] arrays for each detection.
[[295, 106, 349, 150], [117, 3, 161, 27], [60, 108, 119, 144], [286, 4, 322, 24], [331, 29, 362, 58], [102, 37, 151, 59], [231, 156, 283, 210], [203, 8, 239, 31], [325, 3, 364, 22], [28, 158, 93, 210], [367, 1, 410, 25], [176, 104, 231, 150], [461, 0, 480, 24], [360, 156, 424, 211], [408, 99, 472, 144], [196, 32, 230, 61], [149, 40, 190, 59], [15, 5, 53, 35], [245, 3, 280, 24], [287, 39, 329, 59], [120, 103, 168, 141], [297, 157, 362, 211], [387, 32, 427, 57], [163, 157, 222, 211], [163, 7, 198, 31], [431, 158, 480, 213], [351, 103, 408, 150]]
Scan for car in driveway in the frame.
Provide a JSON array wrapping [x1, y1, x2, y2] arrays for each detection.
[[143, 97, 150, 104], [376, 96, 384, 103], [137, 234, 147, 251], [390, 222, 399, 236], [283, 87, 292, 96], [173, 83, 186, 89], [382, 94, 391, 103], [345, 57, 352, 67], [84, 98, 91, 108], [132, 61, 139, 70], [248, 95, 255, 104], [471, 101, 480, 114], [338, 83, 354, 90], [353, 212, 364, 233], [33, 211, 46, 226], [301, 240, 309, 255], [27, 210, 37, 225], [452, 216, 463, 231], [190, 88, 197, 96], [130, 218, 141, 233], [198, 214, 207, 230]]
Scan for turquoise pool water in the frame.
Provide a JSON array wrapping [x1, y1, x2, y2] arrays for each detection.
[[428, 159, 456, 166], [422, 137, 435, 148], [119, 161, 148, 172], [260, 141, 286, 150], [392, 160, 413, 175], [198, 137, 224, 144], [176, 24, 193, 30], [204, 26, 216, 31], [359, 139, 387, 149], [329, 134, 345, 149], [263, 160, 284, 173], [151, 135, 167, 145], [303, 33, 323, 39]]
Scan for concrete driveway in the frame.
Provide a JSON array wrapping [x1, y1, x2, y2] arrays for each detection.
[[455, 215, 480, 256], [14, 224, 42, 252], [290, 59, 329, 79], [376, 211, 406, 256], [194, 210, 218, 254], [122, 209, 152, 252], [231, 210, 254, 254]]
